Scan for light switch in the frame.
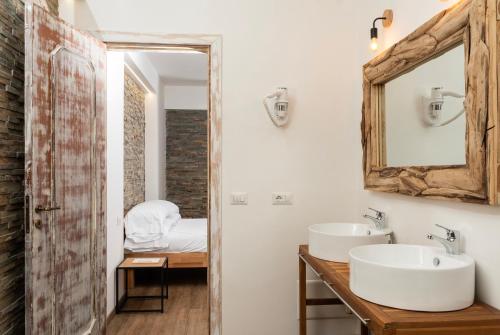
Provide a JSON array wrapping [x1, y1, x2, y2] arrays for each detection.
[[231, 192, 248, 205], [272, 192, 293, 205]]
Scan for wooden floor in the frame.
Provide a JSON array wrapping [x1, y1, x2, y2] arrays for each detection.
[[107, 269, 208, 335]]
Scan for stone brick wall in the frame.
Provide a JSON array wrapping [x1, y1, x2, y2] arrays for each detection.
[[124, 73, 146, 213], [0, 1, 27, 333], [166, 110, 208, 218]]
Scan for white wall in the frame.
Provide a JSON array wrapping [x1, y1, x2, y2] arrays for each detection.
[[106, 51, 125, 316], [125, 52, 167, 201], [385, 44, 466, 166], [164, 84, 208, 110], [60, 0, 500, 334]]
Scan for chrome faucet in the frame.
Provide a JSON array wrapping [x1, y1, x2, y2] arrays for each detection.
[[363, 208, 386, 230], [427, 224, 461, 255]]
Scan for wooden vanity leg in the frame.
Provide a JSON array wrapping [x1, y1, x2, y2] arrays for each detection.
[[360, 323, 369, 335], [299, 256, 307, 335]]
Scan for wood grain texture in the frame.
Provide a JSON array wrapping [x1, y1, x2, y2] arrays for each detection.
[[299, 245, 500, 335], [487, 0, 498, 205], [496, 0, 500, 204], [119, 257, 167, 269], [362, 0, 499, 205], [125, 252, 208, 269], [124, 253, 208, 289], [107, 270, 208, 335], [102, 32, 222, 335], [299, 256, 306, 335], [25, 4, 106, 334]]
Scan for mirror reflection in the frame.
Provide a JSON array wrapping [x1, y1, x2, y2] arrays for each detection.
[[384, 44, 466, 167]]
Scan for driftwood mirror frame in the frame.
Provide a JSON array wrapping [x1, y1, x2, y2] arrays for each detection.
[[361, 0, 500, 205]]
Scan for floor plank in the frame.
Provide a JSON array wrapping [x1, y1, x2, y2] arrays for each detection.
[[107, 269, 209, 335]]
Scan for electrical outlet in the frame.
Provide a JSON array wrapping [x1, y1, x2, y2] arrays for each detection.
[[272, 192, 293, 205], [231, 192, 248, 205]]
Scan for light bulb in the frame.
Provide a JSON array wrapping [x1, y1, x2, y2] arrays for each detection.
[[370, 37, 379, 51]]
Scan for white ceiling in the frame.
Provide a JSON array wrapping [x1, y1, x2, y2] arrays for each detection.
[[144, 51, 209, 86]]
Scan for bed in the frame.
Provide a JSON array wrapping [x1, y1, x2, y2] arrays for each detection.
[[124, 218, 208, 268], [123, 200, 208, 287]]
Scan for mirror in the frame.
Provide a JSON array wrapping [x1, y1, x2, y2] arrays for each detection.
[[361, 0, 499, 205], [384, 44, 466, 167]]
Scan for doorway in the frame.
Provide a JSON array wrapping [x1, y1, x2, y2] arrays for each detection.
[[106, 45, 215, 334], [104, 39, 222, 334]]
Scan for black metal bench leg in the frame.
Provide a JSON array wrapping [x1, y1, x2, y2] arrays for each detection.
[[160, 267, 164, 313], [166, 261, 169, 299], [115, 268, 120, 314]]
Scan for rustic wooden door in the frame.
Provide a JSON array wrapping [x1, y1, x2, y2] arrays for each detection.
[[25, 3, 107, 334]]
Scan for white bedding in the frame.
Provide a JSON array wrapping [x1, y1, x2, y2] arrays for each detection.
[[124, 218, 207, 253], [125, 200, 180, 243]]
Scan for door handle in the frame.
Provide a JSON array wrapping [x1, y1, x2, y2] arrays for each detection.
[[35, 205, 61, 213]]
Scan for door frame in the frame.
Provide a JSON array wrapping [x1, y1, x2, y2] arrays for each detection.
[[101, 32, 222, 335]]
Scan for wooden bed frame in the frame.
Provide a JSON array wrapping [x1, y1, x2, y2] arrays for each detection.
[[124, 251, 208, 288], [122, 211, 209, 287]]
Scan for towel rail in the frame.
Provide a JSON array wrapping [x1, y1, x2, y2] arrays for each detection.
[[300, 254, 323, 279], [298, 253, 371, 326], [323, 281, 370, 325]]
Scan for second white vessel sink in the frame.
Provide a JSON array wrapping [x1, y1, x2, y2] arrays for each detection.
[[309, 223, 391, 263], [349, 244, 475, 312]]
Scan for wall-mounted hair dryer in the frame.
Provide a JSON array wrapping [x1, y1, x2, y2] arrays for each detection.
[[264, 87, 289, 127], [424, 87, 465, 127]]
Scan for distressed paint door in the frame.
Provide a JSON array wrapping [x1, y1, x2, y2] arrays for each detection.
[[25, 3, 107, 335]]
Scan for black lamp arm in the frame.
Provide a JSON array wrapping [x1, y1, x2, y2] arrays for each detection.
[[372, 16, 387, 28]]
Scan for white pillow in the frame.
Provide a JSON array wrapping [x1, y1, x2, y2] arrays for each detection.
[[125, 200, 180, 243]]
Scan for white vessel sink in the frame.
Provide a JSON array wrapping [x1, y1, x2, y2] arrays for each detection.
[[308, 223, 391, 263], [349, 244, 475, 312]]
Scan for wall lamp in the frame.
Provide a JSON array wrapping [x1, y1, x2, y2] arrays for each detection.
[[370, 9, 393, 51]]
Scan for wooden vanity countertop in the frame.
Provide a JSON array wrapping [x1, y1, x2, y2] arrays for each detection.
[[299, 245, 500, 335]]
